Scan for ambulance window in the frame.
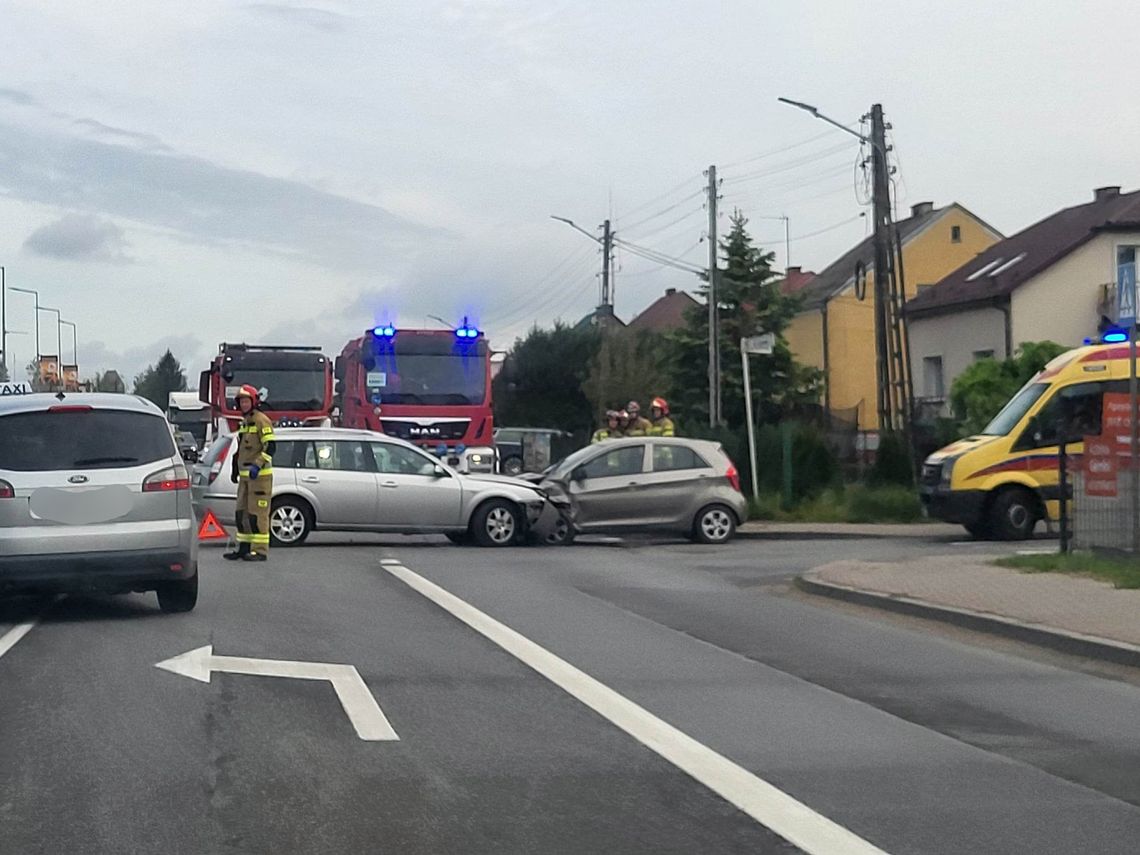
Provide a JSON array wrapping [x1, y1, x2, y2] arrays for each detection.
[[1014, 381, 1124, 449]]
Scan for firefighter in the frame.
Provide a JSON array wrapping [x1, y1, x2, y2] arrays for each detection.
[[592, 410, 621, 443], [647, 397, 675, 436], [223, 384, 276, 562], [625, 400, 651, 436]]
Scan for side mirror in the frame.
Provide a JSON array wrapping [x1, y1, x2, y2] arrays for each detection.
[[433, 464, 448, 477], [571, 467, 587, 483]]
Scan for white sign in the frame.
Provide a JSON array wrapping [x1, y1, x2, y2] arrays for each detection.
[[0, 382, 32, 396], [366, 371, 387, 388], [742, 333, 775, 355], [156, 645, 398, 741]]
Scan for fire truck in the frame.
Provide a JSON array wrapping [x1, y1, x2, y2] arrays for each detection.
[[198, 343, 334, 439], [336, 321, 496, 473]]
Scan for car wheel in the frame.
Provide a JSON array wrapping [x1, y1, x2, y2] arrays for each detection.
[[691, 504, 737, 544], [544, 513, 576, 546], [156, 573, 198, 614], [446, 532, 470, 546], [989, 488, 1037, 541], [502, 456, 524, 477], [271, 497, 313, 547], [471, 500, 521, 547]]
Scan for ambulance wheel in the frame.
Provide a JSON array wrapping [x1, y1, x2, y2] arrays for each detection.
[[271, 497, 312, 547], [989, 488, 1037, 541]]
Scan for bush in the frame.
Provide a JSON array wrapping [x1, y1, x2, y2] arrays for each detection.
[[870, 432, 914, 487], [845, 484, 923, 523]]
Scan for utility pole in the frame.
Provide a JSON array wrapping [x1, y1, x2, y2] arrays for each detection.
[[600, 219, 613, 308], [706, 165, 720, 427], [869, 104, 893, 432], [0, 266, 6, 379]]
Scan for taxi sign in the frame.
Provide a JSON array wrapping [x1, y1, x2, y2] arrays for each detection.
[[0, 382, 32, 396]]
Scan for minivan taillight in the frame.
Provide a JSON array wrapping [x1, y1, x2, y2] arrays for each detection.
[[143, 465, 190, 492], [725, 464, 741, 493], [207, 440, 233, 485], [0, 480, 13, 499]]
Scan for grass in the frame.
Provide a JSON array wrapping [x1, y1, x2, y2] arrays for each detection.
[[995, 552, 1140, 589], [747, 484, 923, 524]]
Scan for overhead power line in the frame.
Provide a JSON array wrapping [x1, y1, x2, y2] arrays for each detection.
[[613, 236, 705, 276], [618, 189, 705, 233], [755, 214, 865, 246], [615, 172, 705, 222], [721, 140, 857, 185], [720, 129, 841, 169]]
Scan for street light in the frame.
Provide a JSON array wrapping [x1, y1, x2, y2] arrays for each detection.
[[8, 286, 40, 363], [1, 266, 6, 378], [777, 97, 882, 154], [550, 215, 603, 245], [39, 306, 62, 387], [755, 215, 791, 272], [60, 319, 78, 366]]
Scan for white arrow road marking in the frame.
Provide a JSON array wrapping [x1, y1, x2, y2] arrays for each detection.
[[0, 620, 39, 662], [382, 561, 887, 855], [155, 645, 398, 741]]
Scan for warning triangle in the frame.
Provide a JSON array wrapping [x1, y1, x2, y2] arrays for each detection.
[[197, 510, 228, 541]]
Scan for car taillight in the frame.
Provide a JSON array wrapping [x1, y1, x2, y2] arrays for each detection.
[[143, 464, 190, 492], [0, 480, 13, 499], [48, 405, 93, 413], [725, 465, 741, 493], [207, 440, 233, 485]]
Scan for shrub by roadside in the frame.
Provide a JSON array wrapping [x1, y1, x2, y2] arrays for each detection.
[[748, 484, 922, 524], [996, 552, 1140, 589]]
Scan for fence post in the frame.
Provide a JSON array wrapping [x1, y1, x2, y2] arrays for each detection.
[[781, 421, 794, 510]]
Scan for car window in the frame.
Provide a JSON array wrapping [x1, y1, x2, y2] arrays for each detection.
[[370, 443, 438, 476], [273, 440, 298, 467], [1014, 380, 1125, 450], [0, 409, 175, 471], [581, 445, 644, 479], [652, 444, 709, 472], [302, 440, 372, 472], [496, 430, 521, 443]]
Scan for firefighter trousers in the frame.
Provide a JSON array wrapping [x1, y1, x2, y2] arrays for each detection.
[[235, 475, 273, 555]]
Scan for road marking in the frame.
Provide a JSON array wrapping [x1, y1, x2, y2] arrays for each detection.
[[381, 562, 887, 855], [156, 645, 398, 741], [1015, 548, 1055, 555], [0, 620, 39, 661]]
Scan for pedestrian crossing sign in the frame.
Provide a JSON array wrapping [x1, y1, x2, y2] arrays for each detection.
[[1118, 263, 1137, 327]]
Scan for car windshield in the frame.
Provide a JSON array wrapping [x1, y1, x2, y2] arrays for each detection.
[[365, 353, 486, 406], [981, 381, 1050, 436], [0, 410, 175, 471], [223, 369, 327, 411]]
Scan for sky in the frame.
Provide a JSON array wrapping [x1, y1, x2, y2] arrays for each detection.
[[1, 0, 1138, 385]]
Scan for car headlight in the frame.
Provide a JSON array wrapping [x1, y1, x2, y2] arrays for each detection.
[[469, 453, 484, 464], [941, 457, 957, 487]]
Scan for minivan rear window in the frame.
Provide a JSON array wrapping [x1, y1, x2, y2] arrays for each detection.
[[0, 410, 176, 471]]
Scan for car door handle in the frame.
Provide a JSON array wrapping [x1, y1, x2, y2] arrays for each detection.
[[301, 475, 320, 484], [380, 480, 398, 488]]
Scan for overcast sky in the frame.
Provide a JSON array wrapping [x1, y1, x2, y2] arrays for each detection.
[[1, 0, 1138, 384]]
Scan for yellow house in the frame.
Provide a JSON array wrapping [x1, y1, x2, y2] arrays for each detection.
[[785, 201, 1002, 431]]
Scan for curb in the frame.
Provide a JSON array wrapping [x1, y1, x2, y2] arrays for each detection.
[[795, 572, 1140, 669], [737, 528, 954, 541]]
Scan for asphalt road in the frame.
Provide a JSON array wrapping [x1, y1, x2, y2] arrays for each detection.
[[2, 532, 1140, 854]]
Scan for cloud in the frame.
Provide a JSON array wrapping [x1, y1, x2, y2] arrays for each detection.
[[23, 213, 132, 263], [78, 334, 208, 387], [0, 88, 36, 106], [245, 3, 349, 32], [71, 118, 170, 152], [0, 120, 444, 270]]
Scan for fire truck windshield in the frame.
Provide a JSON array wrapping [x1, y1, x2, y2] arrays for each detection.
[[223, 369, 327, 411], [366, 353, 486, 406]]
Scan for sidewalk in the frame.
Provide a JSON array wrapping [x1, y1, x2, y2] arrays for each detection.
[[799, 555, 1140, 666], [738, 521, 961, 539]]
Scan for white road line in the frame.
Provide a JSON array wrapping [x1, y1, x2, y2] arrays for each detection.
[[0, 619, 39, 662], [381, 562, 887, 855]]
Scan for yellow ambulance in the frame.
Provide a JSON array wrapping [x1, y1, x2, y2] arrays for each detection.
[[920, 343, 1131, 539]]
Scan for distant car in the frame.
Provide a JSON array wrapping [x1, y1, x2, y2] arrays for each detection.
[[537, 436, 747, 544], [193, 427, 557, 547], [0, 392, 198, 612], [493, 427, 575, 476]]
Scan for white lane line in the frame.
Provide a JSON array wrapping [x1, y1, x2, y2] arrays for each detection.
[[0, 619, 39, 662], [381, 562, 887, 855]]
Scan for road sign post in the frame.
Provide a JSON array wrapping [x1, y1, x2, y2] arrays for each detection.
[[740, 334, 776, 500]]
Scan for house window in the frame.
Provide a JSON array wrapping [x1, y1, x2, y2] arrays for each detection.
[[951, 225, 962, 243], [973, 349, 995, 361], [923, 356, 944, 400], [1119, 246, 1138, 301]]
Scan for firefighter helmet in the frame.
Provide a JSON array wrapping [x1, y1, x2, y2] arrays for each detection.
[[651, 397, 669, 415], [235, 384, 260, 406]]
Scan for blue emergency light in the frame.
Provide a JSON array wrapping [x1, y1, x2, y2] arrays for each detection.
[[455, 325, 481, 339], [370, 324, 397, 339], [1103, 330, 1130, 344]]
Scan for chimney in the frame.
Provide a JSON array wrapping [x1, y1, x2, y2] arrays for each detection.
[[1094, 186, 1121, 202], [786, 266, 801, 275], [910, 201, 934, 218], [665, 287, 676, 296]]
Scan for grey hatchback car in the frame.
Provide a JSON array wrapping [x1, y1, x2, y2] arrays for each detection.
[[0, 392, 198, 612], [538, 436, 747, 544]]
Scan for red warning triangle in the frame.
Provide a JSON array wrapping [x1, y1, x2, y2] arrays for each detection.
[[197, 510, 228, 541]]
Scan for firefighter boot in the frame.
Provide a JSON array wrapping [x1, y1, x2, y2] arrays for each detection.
[[223, 542, 250, 561]]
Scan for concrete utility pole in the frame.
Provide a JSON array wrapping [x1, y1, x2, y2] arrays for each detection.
[[706, 165, 720, 427], [869, 104, 893, 432], [1, 266, 6, 379], [601, 219, 613, 308]]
